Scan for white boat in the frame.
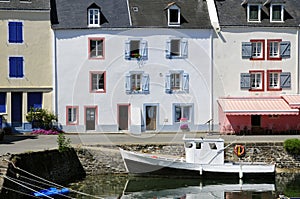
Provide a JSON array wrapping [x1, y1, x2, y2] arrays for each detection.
[[119, 137, 276, 179]]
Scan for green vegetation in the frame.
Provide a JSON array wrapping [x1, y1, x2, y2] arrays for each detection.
[[57, 133, 71, 152], [26, 108, 57, 129], [284, 138, 300, 156]]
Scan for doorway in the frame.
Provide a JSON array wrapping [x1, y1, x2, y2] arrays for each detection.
[[145, 105, 157, 131], [86, 107, 96, 131], [11, 92, 22, 127], [118, 105, 129, 131]]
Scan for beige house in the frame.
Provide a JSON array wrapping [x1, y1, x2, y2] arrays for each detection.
[[0, 0, 52, 132]]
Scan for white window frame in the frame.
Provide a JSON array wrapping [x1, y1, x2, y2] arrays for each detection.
[[131, 73, 142, 92], [269, 41, 280, 58], [268, 72, 280, 89], [89, 38, 104, 58], [174, 104, 192, 123], [270, 4, 284, 22], [168, 5, 180, 26], [250, 72, 262, 90], [90, 71, 106, 93], [251, 42, 263, 58], [88, 8, 100, 27], [247, 4, 261, 22], [170, 73, 182, 90], [67, 106, 78, 125]]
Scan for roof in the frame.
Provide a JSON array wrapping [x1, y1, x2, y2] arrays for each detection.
[[127, 0, 211, 28], [282, 95, 300, 109], [215, 0, 300, 27], [0, 0, 50, 11], [51, 0, 131, 29], [217, 97, 299, 115]]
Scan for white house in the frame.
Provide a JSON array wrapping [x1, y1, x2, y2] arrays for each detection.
[[51, 0, 214, 133]]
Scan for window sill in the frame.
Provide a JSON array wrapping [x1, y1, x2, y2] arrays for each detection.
[[249, 88, 264, 92], [267, 88, 282, 91], [267, 57, 282, 61]]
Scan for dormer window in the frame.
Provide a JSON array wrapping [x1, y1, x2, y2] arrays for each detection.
[[270, 4, 284, 22], [88, 8, 100, 27], [167, 4, 180, 26], [247, 4, 261, 22]]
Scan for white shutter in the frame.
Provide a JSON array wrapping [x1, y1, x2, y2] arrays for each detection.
[[140, 40, 148, 60], [125, 40, 130, 60], [125, 74, 131, 93], [165, 73, 171, 93], [182, 73, 189, 93], [181, 39, 188, 58], [142, 74, 149, 94], [166, 40, 171, 59]]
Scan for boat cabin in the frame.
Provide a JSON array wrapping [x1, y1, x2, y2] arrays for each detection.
[[184, 138, 224, 165]]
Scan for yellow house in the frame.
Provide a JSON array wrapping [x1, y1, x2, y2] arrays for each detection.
[[0, 0, 52, 132]]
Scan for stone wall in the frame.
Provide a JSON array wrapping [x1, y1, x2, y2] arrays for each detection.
[[0, 148, 85, 198], [77, 142, 300, 175]]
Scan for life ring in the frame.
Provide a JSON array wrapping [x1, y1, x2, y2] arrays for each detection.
[[234, 144, 245, 157]]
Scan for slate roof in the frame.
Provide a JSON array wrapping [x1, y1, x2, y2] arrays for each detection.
[[0, 0, 50, 11], [215, 0, 300, 27], [128, 0, 211, 28], [51, 0, 131, 29]]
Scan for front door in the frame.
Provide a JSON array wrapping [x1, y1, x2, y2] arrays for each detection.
[[86, 107, 96, 131], [11, 92, 22, 127], [146, 105, 157, 131], [118, 105, 129, 131]]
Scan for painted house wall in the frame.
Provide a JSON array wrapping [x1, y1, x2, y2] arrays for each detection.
[[213, 27, 299, 130], [0, 9, 53, 129], [55, 28, 212, 133]]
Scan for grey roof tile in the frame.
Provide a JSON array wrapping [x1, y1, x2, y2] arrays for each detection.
[[216, 0, 300, 27]]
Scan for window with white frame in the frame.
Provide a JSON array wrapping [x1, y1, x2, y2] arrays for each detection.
[[125, 39, 148, 60], [268, 71, 280, 90], [268, 40, 280, 58], [66, 106, 78, 125], [165, 71, 189, 93], [168, 5, 180, 26], [125, 72, 149, 94], [88, 8, 100, 27], [89, 38, 104, 59], [247, 4, 261, 22], [270, 4, 284, 22], [267, 39, 290, 60], [250, 72, 263, 90], [251, 42, 263, 58], [90, 72, 105, 93], [174, 104, 192, 123], [166, 39, 188, 59]]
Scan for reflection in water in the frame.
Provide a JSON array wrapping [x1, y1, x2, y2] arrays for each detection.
[[69, 173, 300, 199]]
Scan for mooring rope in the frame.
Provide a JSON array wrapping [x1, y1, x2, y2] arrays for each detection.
[[2, 185, 41, 198]]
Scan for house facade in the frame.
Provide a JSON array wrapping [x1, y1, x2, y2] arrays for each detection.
[[52, 0, 214, 133], [213, 0, 300, 134], [0, 0, 53, 132]]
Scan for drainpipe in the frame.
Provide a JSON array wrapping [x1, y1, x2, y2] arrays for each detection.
[[297, 25, 300, 94], [53, 30, 58, 116]]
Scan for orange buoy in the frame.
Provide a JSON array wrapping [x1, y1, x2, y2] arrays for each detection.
[[234, 144, 245, 157]]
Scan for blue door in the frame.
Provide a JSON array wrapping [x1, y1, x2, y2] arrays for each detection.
[[11, 92, 22, 127]]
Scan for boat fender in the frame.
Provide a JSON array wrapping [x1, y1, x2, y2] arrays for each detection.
[[234, 144, 245, 157]]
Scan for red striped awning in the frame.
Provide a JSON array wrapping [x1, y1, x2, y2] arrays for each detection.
[[218, 97, 299, 115], [282, 95, 300, 109]]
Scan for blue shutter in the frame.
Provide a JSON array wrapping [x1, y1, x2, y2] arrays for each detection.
[[125, 74, 131, 94], [165, 73, 171, 93], [242, 42, 252, 59], [182, 73, 189, 93], [140, 40, 148, 60], [9, 57, 17, 77], [240, 73, 251, 89], [8, 22, 22, 43], [166, 40, 171, 59], [181, 40, 188, 58], [27, 92, 42, 111], [0, 93, 6, 113], [280, 72, 291, 88], [16, 57, 24, 77], [142, 74, 149, 94], [125, 40, 130, 60], [280, 41, 291, 58]]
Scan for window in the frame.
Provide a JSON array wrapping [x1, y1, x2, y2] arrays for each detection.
[[165, 71, 189, 93], [8, 21, 23, 43], [166, 39, 188, 59], [9, 57, 24, 78], [267, 70, 281, 91], [0, 93, 6, 113], [241, 40, 265, 60], [174, 104, 192, 123], [27, 92, 42, 111], [247, 4, 261, 22], [125, 39, 148, 60], [168, 5, 180, 26], [90, 72, 105, 93], [66, 106, 78, 125], [88, 8, 100, 27], [270, 4, 284, 22], [240, 71, 264, 91], [250, 72, 262, 90], [125, 72, 149, 94], [267, 40, 290, 60], [89, 38, 104, 59]]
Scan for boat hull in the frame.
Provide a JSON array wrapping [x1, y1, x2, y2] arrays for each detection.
[[120, 148, 275, 180]]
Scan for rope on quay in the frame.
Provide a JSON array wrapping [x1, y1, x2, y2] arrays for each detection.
[[2, 185, 41, 198], [3, 159, 105, 199]]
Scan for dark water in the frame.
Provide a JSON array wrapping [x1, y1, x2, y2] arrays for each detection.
[[69, 172, 300, 199]]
